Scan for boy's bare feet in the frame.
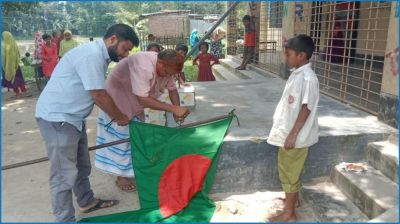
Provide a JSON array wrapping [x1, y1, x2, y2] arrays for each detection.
[[268, 212, 297, 222], [273, 197, 300, 208]]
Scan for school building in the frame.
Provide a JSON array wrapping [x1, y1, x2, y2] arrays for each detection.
[[226, 1, 398, 128]]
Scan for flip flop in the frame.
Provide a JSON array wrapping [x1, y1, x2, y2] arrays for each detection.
[[81, 199, 119, 214]]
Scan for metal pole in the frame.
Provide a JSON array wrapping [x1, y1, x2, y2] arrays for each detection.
[[184, 1, 240, 61], [2, 114, 232, 171]]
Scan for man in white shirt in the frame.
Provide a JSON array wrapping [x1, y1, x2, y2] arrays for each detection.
[[267, 34, 319, 222], [36, 24, 139, 222]]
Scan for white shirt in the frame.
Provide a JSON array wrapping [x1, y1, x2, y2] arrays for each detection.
[[267, 62, 319, 148]]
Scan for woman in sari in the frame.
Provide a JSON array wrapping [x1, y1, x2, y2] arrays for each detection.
[[41, 34, 59, 77], [190, 29, 200, 57], [2, 31, 29, 98]]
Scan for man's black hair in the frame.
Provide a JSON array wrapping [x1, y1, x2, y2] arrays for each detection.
[[285, 34, 315, 59], [104, 24, 139, 47]]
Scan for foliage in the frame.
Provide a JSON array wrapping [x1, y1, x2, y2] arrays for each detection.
[[3, 2, 227, 39]]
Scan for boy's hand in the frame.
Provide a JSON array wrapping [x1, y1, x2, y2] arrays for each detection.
[[284, 133, 297, 149]]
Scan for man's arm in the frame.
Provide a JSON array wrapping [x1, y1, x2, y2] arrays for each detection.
[[284, 104, 311, 149], [90, 90, 129, 126], [138, 96, 189, 119]]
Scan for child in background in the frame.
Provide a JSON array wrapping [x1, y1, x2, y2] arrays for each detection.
[[267, 34, 319, 222], [22, 52, 33, 66], [146, 43, 164, 53], [236, 15, 256, 70], [193, 42, 219, 81], [175, 44, 189, 85]]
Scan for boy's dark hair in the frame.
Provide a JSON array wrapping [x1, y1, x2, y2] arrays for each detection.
[[198, 42, 209, 50], [242, 15, 251, 21], [175, 44, 188, 53], [147, 43, 164, 52], [104, 24, 139, 47], [25, 52, 30, 57], [285, 34, 315, 59], [42, 34, 51, 40]]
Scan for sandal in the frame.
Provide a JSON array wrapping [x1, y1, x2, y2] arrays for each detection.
[[81, 199, 119, 213]]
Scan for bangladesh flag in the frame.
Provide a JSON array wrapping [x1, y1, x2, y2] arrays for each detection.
[[80, 113, 234, 222]]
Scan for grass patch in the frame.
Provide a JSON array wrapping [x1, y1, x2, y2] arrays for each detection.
[[183, 60, 198, 82]]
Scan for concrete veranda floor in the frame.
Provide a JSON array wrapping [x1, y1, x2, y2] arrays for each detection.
[[1, 77, 395, 222]]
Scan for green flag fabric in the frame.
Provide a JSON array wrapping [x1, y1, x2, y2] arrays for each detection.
[[80, 114, 233, 222]]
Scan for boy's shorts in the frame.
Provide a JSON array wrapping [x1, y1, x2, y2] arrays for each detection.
[[243, 46, 255, 59], [278, 147, 309, 193]]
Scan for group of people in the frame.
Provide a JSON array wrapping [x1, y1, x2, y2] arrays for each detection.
[[1, 29, 80, 98], [33, 29, 79, 78]]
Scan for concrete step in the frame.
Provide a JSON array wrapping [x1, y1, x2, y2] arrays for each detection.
[[219, 59, 251, 79], [368, 204, 399, 222], [228, 55, 281, 79], [212, 64, 241, 81], [331, 162, 398, 219], [367, 141, 399, 183], [302, 177, 369, 222], [219, 59, 267, 80]]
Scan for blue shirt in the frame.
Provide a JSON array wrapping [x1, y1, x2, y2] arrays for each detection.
[[35, 39, 111, 131]]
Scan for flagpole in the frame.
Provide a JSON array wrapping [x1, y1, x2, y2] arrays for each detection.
[[2, 114, 233, 171]]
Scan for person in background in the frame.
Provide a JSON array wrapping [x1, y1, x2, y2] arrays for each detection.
[[41, 34, 59, 78], [59, 29, 79, 58], [210, 27, 226, 59], [236, 15, 256, 70], [146, 42, 164, 53], [2, 31, 30, 98], [89, 37, 94, 42], [175, 44, 189, 85], [190, 29, 200, 57], [52, 31, 62, 55], [193, 42, 219, 81], [22, 52, 33, 66], [148, 33, 156, 42]]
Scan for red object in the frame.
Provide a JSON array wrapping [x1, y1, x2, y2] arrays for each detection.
[[193, 53, 219, 81], [41, 43, 59, 77], [244, 31, 256, 47], [158, 154, 212, 218]]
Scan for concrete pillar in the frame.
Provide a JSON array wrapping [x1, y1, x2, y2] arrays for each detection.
[[259, 2, 268, 50], [226, 2, 238, 55], [378, 1, 399, 128], [279, 2, 296, 79]]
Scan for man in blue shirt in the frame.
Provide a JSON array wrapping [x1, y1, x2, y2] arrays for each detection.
[[35, 24, 139, 222]]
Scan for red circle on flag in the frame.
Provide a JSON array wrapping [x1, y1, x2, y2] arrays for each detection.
[[158, 154, 212, 218]]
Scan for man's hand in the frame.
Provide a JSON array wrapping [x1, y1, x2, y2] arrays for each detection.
[[284, 133, 297, 150], [115, 114, 130, 126], [172, 105, 189, 118]]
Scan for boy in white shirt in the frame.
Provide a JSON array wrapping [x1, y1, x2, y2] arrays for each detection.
[[268, 34, 319, 222]]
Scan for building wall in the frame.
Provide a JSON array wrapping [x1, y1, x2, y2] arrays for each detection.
[[378, 1, 398, 128], [148, 15, 189, 37], [279, 1, 296, 79]]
